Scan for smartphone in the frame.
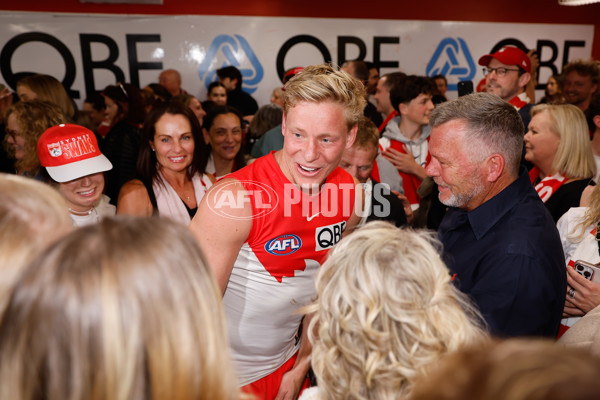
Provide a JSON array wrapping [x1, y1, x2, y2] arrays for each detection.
[[573, 260, 600, 284], [457, 81, 474, 97]]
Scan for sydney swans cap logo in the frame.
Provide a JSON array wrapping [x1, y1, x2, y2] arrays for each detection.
[[47, 142, 62, 157]]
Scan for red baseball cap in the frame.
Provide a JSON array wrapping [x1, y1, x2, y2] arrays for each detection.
[[37, 124, 112, 183], [478, 46, 531, 73]]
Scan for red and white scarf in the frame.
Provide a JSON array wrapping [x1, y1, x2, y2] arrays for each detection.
[[529, 166, 567, 203]]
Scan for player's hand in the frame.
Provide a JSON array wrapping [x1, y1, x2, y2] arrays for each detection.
[[392, 190, 414, 226], [382, 146, 418, 175], [274, 369, 305, 400], [565, 266, 600, 315]]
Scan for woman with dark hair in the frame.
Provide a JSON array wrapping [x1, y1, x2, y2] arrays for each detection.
[[201, 105, 246, 178], [101, 83, 146, 205], [206, 81, 227, 106], [117, 101, 213, 223], [539, 74, 565, 104]]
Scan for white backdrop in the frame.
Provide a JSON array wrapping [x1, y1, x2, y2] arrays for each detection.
[[0, 12, 594, 106]]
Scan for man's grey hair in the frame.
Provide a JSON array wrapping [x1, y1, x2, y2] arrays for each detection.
[[429, 92, 524, 176]]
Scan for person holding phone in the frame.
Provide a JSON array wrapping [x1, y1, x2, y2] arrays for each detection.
[[557, 183, 600, 338]]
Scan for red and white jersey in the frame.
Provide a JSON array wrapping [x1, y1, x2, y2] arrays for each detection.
[[225, 152, 356, 385]]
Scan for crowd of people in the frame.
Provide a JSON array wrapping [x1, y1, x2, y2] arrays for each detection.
[[0, 45, 600, 400]]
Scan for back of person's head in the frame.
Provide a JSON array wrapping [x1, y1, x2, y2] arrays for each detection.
[[342, 60, 369, 83], [283, 63, 366, 130], [171, 93, 195, 108], [352, 116, 379, 151], [390, 74, 436, 112], [216, 66, 243, 90], [102, 83, 146, 126], [0, 174, 71, 317], [0, 216, 239, 400], [249, 103, 283, 137], [411, 339, 600, 400], [143, 83, 172, 111], [3, 100, 69, 176], [17, 74, 75, 119], [563, 59, 600, 85], [139, 100, 207, 183], [308, 221, 486, 400], [531, 103, 595, 180], [381, 71, 407, 91], [429, 92, 524, 177]]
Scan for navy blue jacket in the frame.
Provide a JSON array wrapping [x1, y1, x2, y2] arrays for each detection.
[[439, 168, 566, 337]]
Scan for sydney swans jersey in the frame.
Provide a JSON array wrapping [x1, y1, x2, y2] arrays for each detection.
[[224, 153, 356, 385]]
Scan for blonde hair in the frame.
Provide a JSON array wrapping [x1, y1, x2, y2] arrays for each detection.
[[0, 216, 240, 400], [3, 100, 68, 176], [0, 174, 71, 316], [283, 64, 366, 129], [17, 74, 75, 119], [573, 183, 600, 241], [531, 104, 596, 180], [308, 222, 486, 400], [411, 339, 600, 400]]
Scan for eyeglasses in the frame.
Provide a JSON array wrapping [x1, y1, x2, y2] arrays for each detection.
[[482, 67, 521, 77]]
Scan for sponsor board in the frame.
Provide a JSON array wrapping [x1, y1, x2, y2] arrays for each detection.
[[0, 12, 593, 106]]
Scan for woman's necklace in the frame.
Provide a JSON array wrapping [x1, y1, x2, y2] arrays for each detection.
[[68, 207, 100, 223], [69, 207, 96, 216]]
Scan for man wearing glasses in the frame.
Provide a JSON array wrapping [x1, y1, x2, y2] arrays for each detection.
[[478, 46, 533, 129]]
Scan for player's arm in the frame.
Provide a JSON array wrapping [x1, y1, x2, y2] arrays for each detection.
[[116, 179, 153, 216], [189, 178, 252, 294], [275, 312, 314, 400]]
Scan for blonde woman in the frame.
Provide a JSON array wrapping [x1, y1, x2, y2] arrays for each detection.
[[557, 183, 600, 342], [0, 217, 240, 400], [0, 174, 72, 315], [525, 104, 596, 222], [301, 222, 486, 400]]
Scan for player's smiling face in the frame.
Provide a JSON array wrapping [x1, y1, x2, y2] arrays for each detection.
[[279, 101, 356, 192]]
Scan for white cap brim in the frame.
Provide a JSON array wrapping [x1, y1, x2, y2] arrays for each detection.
[[46, 154, 113, 183]]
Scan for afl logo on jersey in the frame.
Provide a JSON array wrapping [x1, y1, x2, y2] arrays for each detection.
[[265, 234, 302, 256]]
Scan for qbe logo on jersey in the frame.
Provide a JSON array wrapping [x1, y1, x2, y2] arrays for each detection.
[[315, 221, 346, 251]]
